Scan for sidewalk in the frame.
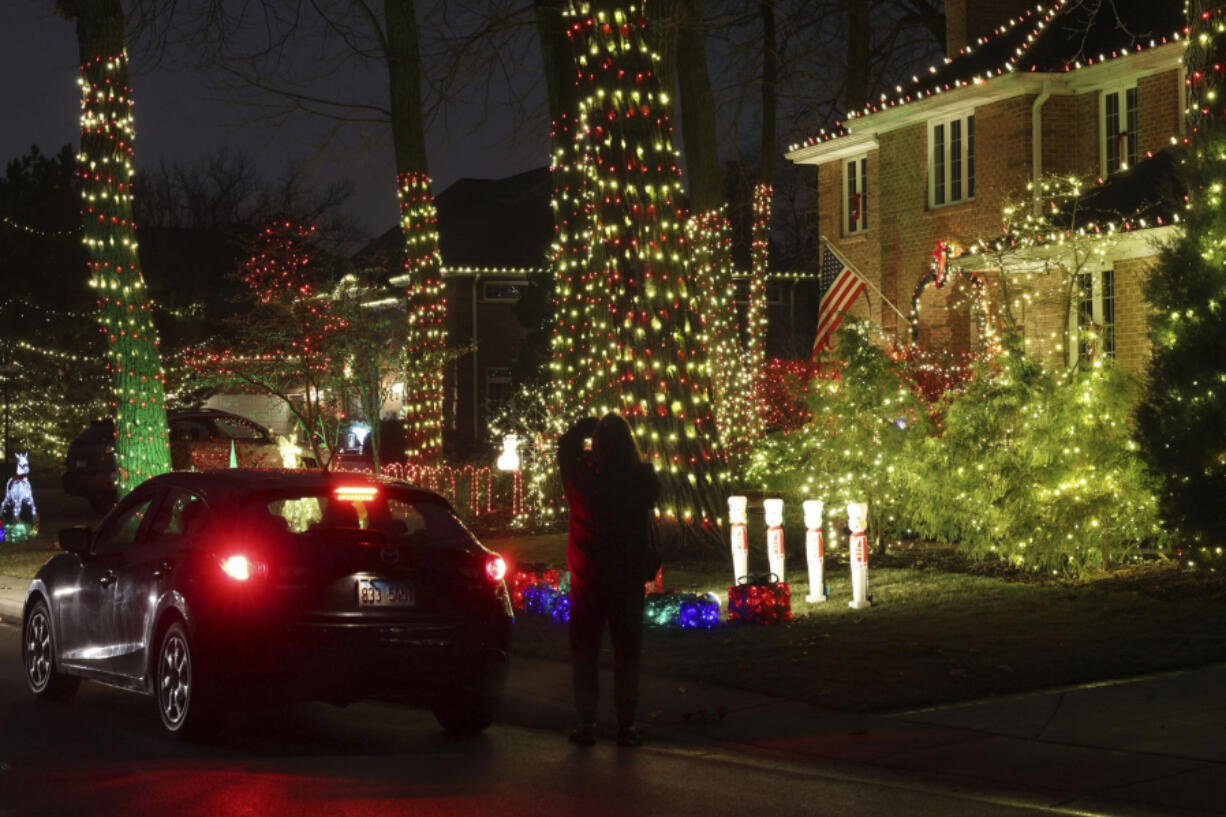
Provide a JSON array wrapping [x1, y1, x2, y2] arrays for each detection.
[[4, 573, 1222, 816]]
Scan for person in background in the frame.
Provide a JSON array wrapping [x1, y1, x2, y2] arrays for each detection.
[[557, 413, 660, 747]]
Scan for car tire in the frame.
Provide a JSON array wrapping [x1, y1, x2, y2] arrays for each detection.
[[432, 693, 497, 737], [23, 601, 80, 701], [155, 621, 217, 739]]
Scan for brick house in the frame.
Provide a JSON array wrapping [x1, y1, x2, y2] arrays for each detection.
[[784, 0, 1187, 374]]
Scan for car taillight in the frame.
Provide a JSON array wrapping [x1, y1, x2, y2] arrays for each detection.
[[221, 555, 254, 581], [485, 555, 507, 583]]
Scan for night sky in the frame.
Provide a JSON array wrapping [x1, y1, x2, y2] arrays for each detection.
[[1, 0, 550, 240]]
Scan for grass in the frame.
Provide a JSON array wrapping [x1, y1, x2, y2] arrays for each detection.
[[487, 532, 1226, 713], [0, 536, 61, 579]]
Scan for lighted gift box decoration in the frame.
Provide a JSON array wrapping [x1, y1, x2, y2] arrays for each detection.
[[645, 592, 720, 629], [727, 574, 792, 625], [727, 495, 749, 584], [521, 584, 570, 623], [847, 501, 872, 610], [803, 500, 828, 603], [510, 563, 568, 610], [764, 497, 786, 582]]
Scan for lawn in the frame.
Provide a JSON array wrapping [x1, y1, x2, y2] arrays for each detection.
[[485, 532, 1226, 713]]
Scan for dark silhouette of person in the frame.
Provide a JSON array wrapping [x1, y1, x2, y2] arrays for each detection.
[[557, 413, 660, 747]]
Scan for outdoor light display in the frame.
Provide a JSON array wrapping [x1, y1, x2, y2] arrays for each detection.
[[522, 584, 570, 623], [397, 171, 446, 466], [847, 501, 871, 609], [75, 38, 171, 494], [510, 563, 568, 610], [727, 574, 791, 625], [728, 495, 749, 583], [1, 453, 36, 528], [496, 434, 520, 471], [802, 500, 827, 603], [645, 592, 720, 629], [764, 497, 786, 583], [551, 0, 727, 543]]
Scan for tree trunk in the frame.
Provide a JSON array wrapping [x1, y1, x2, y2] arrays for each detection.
[[564, 0, 727, 551], [675, 0, 721, 212], [759, 0, 777, 184], [384, 0, 445, 465], [68, 0, 172, 494]]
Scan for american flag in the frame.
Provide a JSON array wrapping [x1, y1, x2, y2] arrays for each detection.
[[810, 243, 867, 357]]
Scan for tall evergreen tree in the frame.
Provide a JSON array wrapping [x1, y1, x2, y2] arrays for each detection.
[[562, 0, 726, 549], [60, 0, 171, 493], [1136, 1, 1226, 557]]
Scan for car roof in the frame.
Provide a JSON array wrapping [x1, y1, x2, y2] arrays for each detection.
[[139, 469, 445, 506]]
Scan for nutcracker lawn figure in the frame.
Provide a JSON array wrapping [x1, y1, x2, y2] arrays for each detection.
[[728, 496, 749, 583], [803, 500, 827, 603], [764, 497, 786, 583], [847, 501, 871, 609]]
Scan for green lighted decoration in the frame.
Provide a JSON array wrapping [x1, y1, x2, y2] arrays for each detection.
[[72, 3, 171, 494]]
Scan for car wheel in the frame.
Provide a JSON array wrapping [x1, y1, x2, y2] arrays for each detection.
[[156, 621, 217, 738], [433, 693, 497, 737], [24, 601, 80, 701]]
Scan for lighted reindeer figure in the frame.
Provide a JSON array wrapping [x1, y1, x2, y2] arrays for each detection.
[[2, 452, 37, 527]]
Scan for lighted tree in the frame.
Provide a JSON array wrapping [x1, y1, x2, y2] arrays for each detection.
[[562, 0, 727, 547], [1137, 2, 1226, 557], [61, 0, 171, 493]]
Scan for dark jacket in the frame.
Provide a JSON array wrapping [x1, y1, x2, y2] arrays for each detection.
[[558, 418, 661, 589]]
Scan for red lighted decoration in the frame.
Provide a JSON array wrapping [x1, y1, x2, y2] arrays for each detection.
[[510, 563, 567, 610], [727, 575, 792, 625]]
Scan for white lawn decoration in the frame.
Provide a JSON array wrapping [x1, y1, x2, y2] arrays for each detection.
[[2, 452, 37, 523], [764, 497, 786, 583], [728, 496, 748, 583], [803, 500, 827, 603], [847, 501, 871, 609]]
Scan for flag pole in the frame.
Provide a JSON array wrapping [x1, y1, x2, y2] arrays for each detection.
[[820, 235, 910, 323]]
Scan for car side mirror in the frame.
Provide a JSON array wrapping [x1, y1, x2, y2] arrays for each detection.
[[58, 526, 92, 555]]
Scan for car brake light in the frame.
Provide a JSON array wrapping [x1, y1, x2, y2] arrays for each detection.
[[334, 485, 378, 502], [485, 555, 507, 583], [221, 555, 252, 581]]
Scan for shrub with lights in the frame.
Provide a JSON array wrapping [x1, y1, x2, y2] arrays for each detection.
[[1136, 2, 1226, 565]]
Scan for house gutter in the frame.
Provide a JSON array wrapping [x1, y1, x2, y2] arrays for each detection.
[[1031, 79, 1052, 216]]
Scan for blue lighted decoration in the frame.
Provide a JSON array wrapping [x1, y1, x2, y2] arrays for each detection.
[[646, 592, 721, 629]]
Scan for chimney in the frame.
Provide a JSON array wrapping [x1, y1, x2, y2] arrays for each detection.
[[945, 0, 1038, 57]]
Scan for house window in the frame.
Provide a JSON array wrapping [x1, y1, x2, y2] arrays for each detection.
[[1101, 87, 1138, 175], [481, 281, 528, 303], [485, 366, 513, 424], [843, 154, 868, 234], [1072, 269, 1116, 364], [929, 112, 975, 207]]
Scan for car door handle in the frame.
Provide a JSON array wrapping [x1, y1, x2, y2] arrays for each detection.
[[99, 570, 117, 587], [152, 560, 174, 578]]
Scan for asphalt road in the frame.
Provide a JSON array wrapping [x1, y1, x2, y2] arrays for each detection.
[[0, 624, 1068, 817]]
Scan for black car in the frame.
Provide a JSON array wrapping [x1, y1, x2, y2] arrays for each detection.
[[62, 409, 283, 513], [22, 469, 512, 737]]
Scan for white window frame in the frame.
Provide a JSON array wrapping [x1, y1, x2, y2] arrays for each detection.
[[1068, 268, 1116, 365], [842, 153, 868, 235], [1100, 85, 1139, 176], [928, 111, 975, 208]]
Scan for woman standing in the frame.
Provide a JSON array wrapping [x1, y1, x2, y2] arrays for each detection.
[[557, 413, 660, 746]]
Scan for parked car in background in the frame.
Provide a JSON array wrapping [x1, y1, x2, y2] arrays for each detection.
[[62, 409, 283, 513], [24, 469, 511, 737]]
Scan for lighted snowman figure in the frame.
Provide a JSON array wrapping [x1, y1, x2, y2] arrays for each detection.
[[802, 500, 826, 603], [728, 495, 749, 583], [763, 497, 786, 583], [496, 434, 520, 472], [846, 501, 871, 609]]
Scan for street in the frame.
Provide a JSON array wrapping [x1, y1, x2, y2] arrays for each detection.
[[0, 624, 1056, 817]]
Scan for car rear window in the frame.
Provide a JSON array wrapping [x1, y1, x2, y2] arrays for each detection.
[[249, 486, 473, 548]]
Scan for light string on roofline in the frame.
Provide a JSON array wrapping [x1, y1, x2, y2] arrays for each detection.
[[0, 214, 80, 238], [789, 1, 1186, 151]]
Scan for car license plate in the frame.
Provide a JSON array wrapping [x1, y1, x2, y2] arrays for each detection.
[[357, 579, 415, 608]]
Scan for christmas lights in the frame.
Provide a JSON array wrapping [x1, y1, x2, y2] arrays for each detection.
[[803, 500, 827, 603], [75, 40, 172, 493], [727, 574, 791, 625], [644, 592, 720, 628]]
